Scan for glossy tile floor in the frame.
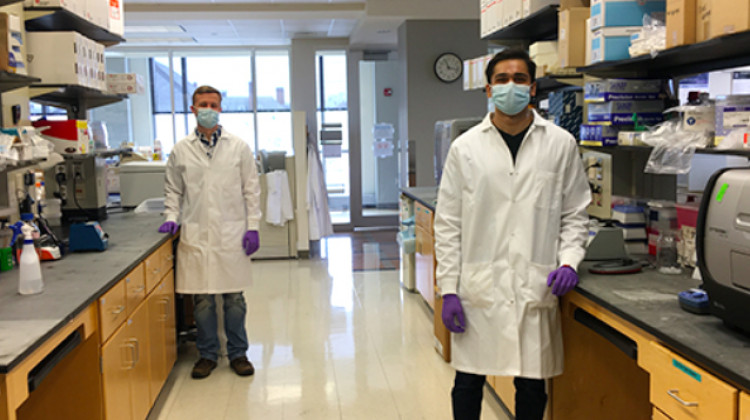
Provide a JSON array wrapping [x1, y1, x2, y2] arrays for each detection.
[[148, 234, 510, 420]]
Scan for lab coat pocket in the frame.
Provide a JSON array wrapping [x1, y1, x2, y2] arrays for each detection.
[[531, 171, 562, 265], [221, 220, 247, 251], [521, 262, 557, 308], [459, 263, 494, 309], [533, 171, 561, 210]]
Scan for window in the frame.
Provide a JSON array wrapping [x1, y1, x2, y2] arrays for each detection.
[[256, 50, 292, 154]]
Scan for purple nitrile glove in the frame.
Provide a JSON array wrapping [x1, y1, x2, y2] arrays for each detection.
[[158, 221, 178, 235], [242, 230, 260, 256], [442, 294, 466, 333], [547, 266, 579, 296]]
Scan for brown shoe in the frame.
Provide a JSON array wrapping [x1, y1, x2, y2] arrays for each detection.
[[191, 358, 217, 379], [230, 356, 255, 376]]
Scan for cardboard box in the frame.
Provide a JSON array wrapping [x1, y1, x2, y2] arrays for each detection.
[[590, 0, 667, 30], [32, 120, 90, 155], [24, 0, 83, 18], [585, 18, 593, 64], [0, 13, 26, 75], [108, 0, 124, 36], [107, 73, 146, 94], [666, 0, 696, 48], [590, 26, 641, 63], [710, 0, 750, 38], [581, 124, 620, 146], [559, 7, 590, 68], [695, 0, 711, 42], [588, 100, 665, 125], [492, 0, 505, 31], [27, 32, 89, 86], [505, 0, 523, 26]]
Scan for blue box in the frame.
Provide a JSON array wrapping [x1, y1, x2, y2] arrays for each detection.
[[591, 26, 642, 63], [584, 79, 662, 102], [580, 124, 620, 146], [588, 100, 664, 125], [590, 0, 666, 30]]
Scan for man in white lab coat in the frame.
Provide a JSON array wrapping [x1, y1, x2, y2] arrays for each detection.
[[159, 85, 262, 379], [435, 50, 591, 419]]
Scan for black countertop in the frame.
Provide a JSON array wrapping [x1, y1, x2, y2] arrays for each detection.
[[401, 187, 438, 211], [0, 213, 170, 372], [577, 263, 750, 391]]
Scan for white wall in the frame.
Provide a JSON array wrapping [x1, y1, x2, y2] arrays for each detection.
[[397, 20, 488, 186]]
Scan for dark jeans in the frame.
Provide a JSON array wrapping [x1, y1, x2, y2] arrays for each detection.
[[451, 371, 547, 420]]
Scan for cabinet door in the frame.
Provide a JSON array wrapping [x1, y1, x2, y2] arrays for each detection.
[[147, 271, 177, 404], [129, 301, 152, 420], [741, 392, 750, 420], [99, 279, 127, 343], [162, 270, 177, 374], [415, 225, 435, 309], [101, 322, 134, 420], [491, 376, 516, 416]]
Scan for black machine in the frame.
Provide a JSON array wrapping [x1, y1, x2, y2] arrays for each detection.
[[697, 167, 750, 334]]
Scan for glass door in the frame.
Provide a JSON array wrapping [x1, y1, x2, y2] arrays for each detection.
[[316, 51, 351, 225]]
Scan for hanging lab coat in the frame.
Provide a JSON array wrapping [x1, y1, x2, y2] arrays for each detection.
[[164, 129, 261, 294], [307, 137, 333, 240], [434, 111, 591, 379], [265, 169, 294, 226]]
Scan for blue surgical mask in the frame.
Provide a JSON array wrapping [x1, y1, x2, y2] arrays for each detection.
[[196, 108, 219, 129], [491, 82, 531, 116]]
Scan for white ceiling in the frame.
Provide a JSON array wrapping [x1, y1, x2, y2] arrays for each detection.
[[118, 0, 478, 50]]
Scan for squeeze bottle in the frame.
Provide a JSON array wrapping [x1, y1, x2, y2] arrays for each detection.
[[19, 223, 43, 295]]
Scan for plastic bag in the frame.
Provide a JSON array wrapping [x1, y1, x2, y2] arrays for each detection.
[[629, 14, 666, 58], [642, 119, 708, 174]]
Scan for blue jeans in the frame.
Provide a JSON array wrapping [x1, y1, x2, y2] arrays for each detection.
[[193, 293, 249, 361]]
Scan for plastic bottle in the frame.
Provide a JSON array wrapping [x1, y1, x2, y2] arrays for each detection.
[[19, 220, 43, 295], [153, 139, 163, 161]]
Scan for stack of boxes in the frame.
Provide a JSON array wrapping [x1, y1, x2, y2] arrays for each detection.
[[548, 89, 584, 137], [588, 0, 666, 64], [530, 41, 559, 77], [558, 6, 590, 68], [481, 0, 560, 37], [0, 13, 25, 75], [580, 78, 664, 146], [27, 32, 106, 91], [24, 0, 124, 37], [107, 73, 146, 95]]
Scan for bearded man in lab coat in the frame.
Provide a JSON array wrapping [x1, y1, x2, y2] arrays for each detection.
[[158, 85, 262, 379], [435, 50, 591, 420]]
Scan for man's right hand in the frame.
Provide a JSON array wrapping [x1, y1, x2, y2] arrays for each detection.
[[158, 221, 179, 235], [442, 294, 466, 333]]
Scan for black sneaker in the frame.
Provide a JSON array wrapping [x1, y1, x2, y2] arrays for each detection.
[[191, 358, 217, 379], [230, 356, 255, 376]]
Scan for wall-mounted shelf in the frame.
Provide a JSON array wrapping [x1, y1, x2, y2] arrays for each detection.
[[537, 74, 583, 94], [0, 72, 40, 93], [29, 85, 126, 118], [0, 157, 47, 173], [577, 30, 750, 79], [582, 145, 750, 158], [24, 7, 125, 46], [483, 5, 559, 43]]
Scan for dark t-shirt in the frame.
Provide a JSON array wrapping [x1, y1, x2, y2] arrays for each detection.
[[497, 124, 531, 163]]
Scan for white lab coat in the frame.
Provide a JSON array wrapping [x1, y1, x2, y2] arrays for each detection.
[[434, 111, 591, 378], [307, 137, 333, 240], [265, 169, 294, 226], [164, 129, 261, 294]]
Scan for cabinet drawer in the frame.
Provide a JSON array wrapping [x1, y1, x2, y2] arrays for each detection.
[[652, 407, 672, 420], [415, 203, 434, 232], [124, 263, 146, 317], [99, 279, 127, 343], [641, 341, 737, 420], [741, 392, 750, 420], [415, 225, 434, 256], [144, 240, 171, 293], [159, 239, 174, 277]]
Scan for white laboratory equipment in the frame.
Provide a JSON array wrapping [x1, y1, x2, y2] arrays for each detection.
[[119, 161, 167, 207]]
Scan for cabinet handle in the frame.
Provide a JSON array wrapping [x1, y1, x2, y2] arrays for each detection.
[[159, 298, 171, 320], [166, 255, 175, 261], [152, 268, 160, 274], [134, 285, 146, 293], [129, 338, 140, 365], [126, 342, 136, 369], [112, 305, 125, 315], [667, 389, 698, 407]]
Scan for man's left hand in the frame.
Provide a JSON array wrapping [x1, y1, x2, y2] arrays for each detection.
[[243, 230, 260, 256], [547, 266, 578, 296]]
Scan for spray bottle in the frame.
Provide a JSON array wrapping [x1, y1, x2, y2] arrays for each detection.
[[18, 217, 43, 295]]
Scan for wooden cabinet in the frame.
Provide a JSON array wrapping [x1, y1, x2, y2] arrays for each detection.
[[101, 238, 176, 420], [433, 293, 450, 362], [490, 376, 516, 416], [101, 300, 151, 420], [148, 270, 177, 404], [99, 279, 127, 343], [415, 202, 435, 310], [640, 341, 737, 420], [740, 392, 750, 420]]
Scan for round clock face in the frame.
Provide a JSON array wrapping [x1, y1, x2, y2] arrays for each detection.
[[434, 53, 463, 83]]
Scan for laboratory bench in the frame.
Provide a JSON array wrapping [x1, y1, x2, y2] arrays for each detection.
[[400, 187, 750, 420], [0, 213, 176, 420]]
